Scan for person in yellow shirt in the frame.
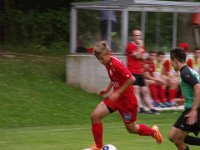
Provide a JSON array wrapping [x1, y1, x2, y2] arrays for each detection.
[[187, 47, 200, 74], [155, 51, 179, 107]]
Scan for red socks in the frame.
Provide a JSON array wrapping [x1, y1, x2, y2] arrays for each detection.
[[92, 123, 155, 147], [138, 124, 154, 136], [157, 85, 166, 103], [92, 123, 103, 148], [168, 89, 177, 102], [149, 84, 159, 103]]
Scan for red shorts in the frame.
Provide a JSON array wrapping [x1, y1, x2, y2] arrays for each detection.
[[103, 96, 138, 124]]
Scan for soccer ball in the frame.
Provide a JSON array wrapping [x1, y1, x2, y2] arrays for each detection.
[[101, 144, 117, 150]]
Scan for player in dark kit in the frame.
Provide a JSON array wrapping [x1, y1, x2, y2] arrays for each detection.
[[83, 41, 162, 150], [168, 48, 200, 150]]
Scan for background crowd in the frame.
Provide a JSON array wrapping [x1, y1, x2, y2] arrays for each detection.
[[126, 29, 200, 114]]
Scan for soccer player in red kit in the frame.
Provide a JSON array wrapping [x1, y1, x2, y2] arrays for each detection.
[[83, 41, 163, 150]]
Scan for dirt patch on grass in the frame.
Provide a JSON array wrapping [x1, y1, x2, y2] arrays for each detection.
[[0, 50, 16, 59]]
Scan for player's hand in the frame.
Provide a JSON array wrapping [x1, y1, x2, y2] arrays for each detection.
[[135, 40, 144, 47], [109, 91, 120, 101], [98, 89, 109, 96], [185, 110, 198, 125], [154, 78, 165, 84]]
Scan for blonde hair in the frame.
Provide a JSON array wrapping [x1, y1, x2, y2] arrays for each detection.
[[93, 41, 111, 57]]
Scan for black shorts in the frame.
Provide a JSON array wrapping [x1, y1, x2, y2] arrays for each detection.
[[174, 109, 200, 136], [132, 73, 146, 87]]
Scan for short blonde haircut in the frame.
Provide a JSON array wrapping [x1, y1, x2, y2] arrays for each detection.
[[93, 41, 111, 57]]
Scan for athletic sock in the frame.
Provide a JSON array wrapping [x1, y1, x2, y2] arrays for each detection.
[[138, 124, 154, 136], [168, 89, 177, 102], [149, 84, 159, 103], [184, 135, 200, 146], [92, 122, 103, 148], [157, 85, 166, 103]]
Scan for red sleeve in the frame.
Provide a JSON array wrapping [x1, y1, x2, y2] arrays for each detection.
[[126, 42, 137, 55], [87, 48, 93, 53], [164, 60, 170, 72], [143, 60, 149, 72], [187, 58, 193, 68]]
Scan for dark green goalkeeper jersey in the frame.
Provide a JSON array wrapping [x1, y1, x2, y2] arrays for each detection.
[[180, 66, 200, 109]]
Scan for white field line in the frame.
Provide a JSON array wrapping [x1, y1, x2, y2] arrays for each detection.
[[0, 123, 172, 135]]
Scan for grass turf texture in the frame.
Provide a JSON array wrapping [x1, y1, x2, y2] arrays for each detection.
[[0, 53, 199, 150]]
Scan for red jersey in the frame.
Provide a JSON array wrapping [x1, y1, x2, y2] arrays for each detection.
[[162, 60, 170, 75], [126, 42, 145, 74], [187, 58, 193, 68], [105, 56, 137, 107]]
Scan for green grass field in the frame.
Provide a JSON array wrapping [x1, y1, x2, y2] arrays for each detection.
[[0, 52, 199, 150], [1, 112, 200, 150]]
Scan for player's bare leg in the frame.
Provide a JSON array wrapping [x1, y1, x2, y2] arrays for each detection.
[[168, 127, 189, 150], [141, 86, 160, 114], [134, 85, 147, 113]]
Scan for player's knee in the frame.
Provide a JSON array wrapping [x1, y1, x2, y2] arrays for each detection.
[[126, 128, 136, 134], [168, 134, 176, 143], [90, 112, 97, 120], [125, 125, 138, 134], [90, 112, 100, 123]]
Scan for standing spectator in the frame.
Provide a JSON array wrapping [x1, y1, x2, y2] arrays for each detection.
[[83, 41, 163, 150], [100, 9, 116, 41], [99, 0, 116, 39], [126, 29, 159, 114], [99, 0, 117, 51]]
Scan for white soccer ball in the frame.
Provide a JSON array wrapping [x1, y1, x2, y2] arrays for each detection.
[[101, 144, 117, 150]]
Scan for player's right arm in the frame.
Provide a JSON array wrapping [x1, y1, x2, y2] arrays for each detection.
[[98, 81, 113, 96]]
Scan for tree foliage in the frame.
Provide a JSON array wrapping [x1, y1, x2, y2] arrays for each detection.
[[0, 0, 82, 53], [0, 0, 199, 54]]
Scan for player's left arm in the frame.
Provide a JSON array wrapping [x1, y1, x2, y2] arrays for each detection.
[[109, 62, 135, 101], [98, 81, 113, 96], [181, 69, 200, 124], [186, 83, 200, 125], [117, 76, 135, 96], [191, 83, 200, 111], [109, 76, 135, 101]]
